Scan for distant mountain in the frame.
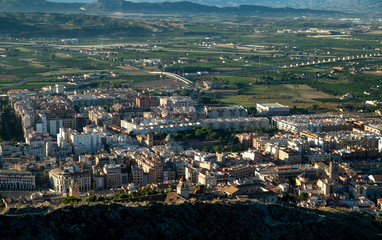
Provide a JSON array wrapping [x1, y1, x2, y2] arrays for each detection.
[[0, 0, 341, 17], [28, 0, 382, 15], [0, 12, 154, 38], [84, 0, 339, 16], [128, 0, 382, 14], [0, 0, 83, 12]]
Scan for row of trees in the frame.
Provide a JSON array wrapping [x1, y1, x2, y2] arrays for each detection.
[[63, 189, 175, 204]]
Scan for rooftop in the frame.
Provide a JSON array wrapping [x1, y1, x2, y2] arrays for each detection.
[[257, 103, 289, 108]]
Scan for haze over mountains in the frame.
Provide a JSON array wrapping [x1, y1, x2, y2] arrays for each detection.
[[47, 0, 382, 14], [0, 0, 341, 16]]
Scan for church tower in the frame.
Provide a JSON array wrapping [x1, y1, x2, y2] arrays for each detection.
[[177, 177, 190, 199]]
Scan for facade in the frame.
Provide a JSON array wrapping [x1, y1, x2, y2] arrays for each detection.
[[136, 96, 159, 108], [49, 168, 92, 193], [198, 171, 217, 188], [0, 170, 35, 191], [279, 148, 303, 164], [272, 114, 352, 133], [177, 177, 190, 199], [226, 165, 254, 179], [136, 156, 163, 183], [204, 106, 248, 119], [103, 164, 122, 189], [160, 96, 194, 108], [202, 117, 269, 130], [132, 166, 144, 186], [57, 128, 101, 154]]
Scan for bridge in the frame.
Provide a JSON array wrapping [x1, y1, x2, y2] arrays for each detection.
[[150, 71, 193, 85]]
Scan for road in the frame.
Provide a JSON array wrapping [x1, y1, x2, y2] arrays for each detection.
[[0, 75, 50, 90], [150, 71, 193, 85], [189, 52, 382, 78]]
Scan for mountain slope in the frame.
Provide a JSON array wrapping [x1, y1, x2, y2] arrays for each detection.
[[129, 0, 382, 14], [85, 0, 339, 16], [0, 12, 155, 38], [1, 201, 381, 239], [0, 0, 83, 12], [0, 0, 341, 16]]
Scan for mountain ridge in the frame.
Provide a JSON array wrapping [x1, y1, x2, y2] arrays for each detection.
[[0, 0, 343, 16], [44, 0, 382, 14]]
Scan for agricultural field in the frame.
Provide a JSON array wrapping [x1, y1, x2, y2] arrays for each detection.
[[215, 84, 337, 109], [0, 12, 381, 113]]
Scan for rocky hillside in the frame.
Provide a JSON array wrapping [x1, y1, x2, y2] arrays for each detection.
[[1, 201, 381, 239]]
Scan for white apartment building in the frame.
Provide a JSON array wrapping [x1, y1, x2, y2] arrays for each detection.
[[57, 128, 101, 154], [49, 168, 91, 193]]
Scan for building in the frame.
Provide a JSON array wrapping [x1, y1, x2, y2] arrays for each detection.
[[160, 96, 194, 108], [0, 169, 36, 191], [279, 148, 303, 164], [132, 166, 144, 186], [136, 96, 159, 108], [57, 128, 102, 154], [198, 171, 217, 188], [225, 165, 254, 179], [49, 168, 91, 193], [103, 164, 122, 189], [220, 182, 278, 203], [136, 156, 163, 183], [256, 103, 290, 115], [202, 117, 269, 130], [204, 106, 248, 119], [177, 177, 190, 199], [272, 114, 352, 133]]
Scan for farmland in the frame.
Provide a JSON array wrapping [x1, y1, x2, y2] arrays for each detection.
[[0, 12, 381, 112]]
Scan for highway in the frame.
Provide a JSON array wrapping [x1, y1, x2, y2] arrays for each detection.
[[198, 52, 382, 77], [150, 71, 193, 85]]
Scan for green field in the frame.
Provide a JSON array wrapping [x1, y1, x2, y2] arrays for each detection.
[[0, 12, 382, 113]]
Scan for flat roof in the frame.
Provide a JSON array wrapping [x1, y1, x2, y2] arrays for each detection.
[[257, 103, 289, 108], [0, 169, 33, 175]]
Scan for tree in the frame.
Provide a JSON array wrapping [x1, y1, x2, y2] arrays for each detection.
[[281, 192, 295, 203], [63, 196, 82, 204], [180, 88, 189, 96], [86, 195, 97, 202], [298, 192, 309, 202], [213, 145, 225, 153], [287, 177, 296, 186], [96, 196, 106, 202], [193, 184, 206, 193], [49, 53, 56, 61], [247, 106, 257, 115], [114, 193, 129, 200]]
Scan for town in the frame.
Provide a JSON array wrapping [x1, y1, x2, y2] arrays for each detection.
[[0, 80, 381, 218]]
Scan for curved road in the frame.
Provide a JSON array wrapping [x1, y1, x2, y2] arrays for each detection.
[[0, 75, 50, 91]]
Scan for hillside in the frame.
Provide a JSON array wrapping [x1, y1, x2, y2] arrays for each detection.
[[0, 201, 381, 239], [0, 12, 156, 38], [0, 0, 341, 17], [85, 0, 339, 16], [129, 0, 382, 14], [0, 0, 83, 12]]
